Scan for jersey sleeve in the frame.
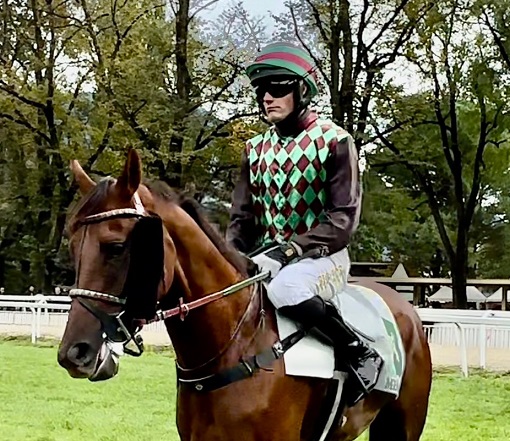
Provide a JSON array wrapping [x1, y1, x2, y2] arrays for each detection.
[[292, 132, 362, 254]]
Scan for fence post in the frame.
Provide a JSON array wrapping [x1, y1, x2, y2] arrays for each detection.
[[29, 306, 36, 344], [455, 323, 468, 377], [479, 311, 489, 369]]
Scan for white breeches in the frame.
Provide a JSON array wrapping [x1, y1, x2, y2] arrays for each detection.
[[267, 247, 351, 309]]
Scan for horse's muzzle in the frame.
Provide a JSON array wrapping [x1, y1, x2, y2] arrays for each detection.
[[58, 341, 119, 381], [89, 343, 120, 381]]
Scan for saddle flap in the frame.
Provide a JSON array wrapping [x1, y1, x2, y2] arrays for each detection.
[[275, 284, 406, 397]]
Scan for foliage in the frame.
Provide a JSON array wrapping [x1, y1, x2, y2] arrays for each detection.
[[364, 0, 510, 306], [0, 0, 509, 303], [0, 0, 262, 291]]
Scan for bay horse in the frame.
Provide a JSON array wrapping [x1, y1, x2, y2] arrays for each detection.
[[57, 149, 432, 440]]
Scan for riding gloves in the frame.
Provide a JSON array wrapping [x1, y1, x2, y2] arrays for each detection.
[[252, 242, 302, 278]]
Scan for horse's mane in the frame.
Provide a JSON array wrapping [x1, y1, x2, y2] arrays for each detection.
[[144, 180, 252, 277], [66, 177, 251, 277]]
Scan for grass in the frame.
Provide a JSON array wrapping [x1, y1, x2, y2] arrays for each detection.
[[1, 338, 510, 440]]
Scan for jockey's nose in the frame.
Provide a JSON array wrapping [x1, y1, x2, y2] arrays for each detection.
[[263, 92, 274, 102]]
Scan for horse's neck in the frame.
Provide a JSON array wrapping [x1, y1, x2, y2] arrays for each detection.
[[158, 202, 254, 369], [160, 203, 240, 295]]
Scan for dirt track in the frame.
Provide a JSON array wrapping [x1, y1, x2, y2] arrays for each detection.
[[429, 343, 510, 371], [2, 324, 510, 371]]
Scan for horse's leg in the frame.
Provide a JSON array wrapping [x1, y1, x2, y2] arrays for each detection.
[[324, 391, 390, 441], [368, 312, 432, 441], [329, 281, 432, 441]]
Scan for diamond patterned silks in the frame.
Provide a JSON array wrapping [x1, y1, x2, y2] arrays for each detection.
[[247, 119, 348, 246]]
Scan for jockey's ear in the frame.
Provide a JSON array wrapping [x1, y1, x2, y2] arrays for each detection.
[[116, 148, 142, 201], [70, 160, 96, 195]]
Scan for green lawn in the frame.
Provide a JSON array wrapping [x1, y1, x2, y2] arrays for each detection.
[[1, 339, 509, 440]]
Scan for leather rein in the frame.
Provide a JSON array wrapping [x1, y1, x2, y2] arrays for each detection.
[[69, 192, 304, 391], [68, 193, 270, 357]]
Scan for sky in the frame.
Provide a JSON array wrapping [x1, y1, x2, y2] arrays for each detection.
[[201, 0, 287, 20], [197, 0, 422, 96]]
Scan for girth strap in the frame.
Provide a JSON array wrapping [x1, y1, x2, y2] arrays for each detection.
[[177, 329, 305, 393]]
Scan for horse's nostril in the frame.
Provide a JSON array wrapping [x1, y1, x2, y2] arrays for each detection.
[[67, 342, 94, 367]]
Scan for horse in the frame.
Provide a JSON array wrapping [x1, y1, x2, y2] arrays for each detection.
[[57, 149, 432, 441]]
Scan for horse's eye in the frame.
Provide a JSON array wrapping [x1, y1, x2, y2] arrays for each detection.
[[102, 242, 126, 257]]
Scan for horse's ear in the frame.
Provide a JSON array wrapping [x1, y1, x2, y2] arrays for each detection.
[[70, 160, 96, 195], [116, 148, 142, 200]]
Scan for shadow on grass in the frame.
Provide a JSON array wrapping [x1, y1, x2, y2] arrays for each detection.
[[3, 334, 509, 378], [0, 334, 176, 356]]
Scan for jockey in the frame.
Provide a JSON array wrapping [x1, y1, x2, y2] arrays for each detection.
[[226, 41, 383, 404]]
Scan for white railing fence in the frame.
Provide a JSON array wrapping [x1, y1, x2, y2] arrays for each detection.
[[1, 296, 510, 377]]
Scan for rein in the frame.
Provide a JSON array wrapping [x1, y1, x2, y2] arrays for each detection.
[[68, 191, 270, 358], [142, 270, 270, 324], [69, 190, 304, 392], [69, 267, 269, 323]]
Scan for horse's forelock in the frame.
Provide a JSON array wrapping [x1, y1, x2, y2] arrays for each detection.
[[67, 177, 116, 233]]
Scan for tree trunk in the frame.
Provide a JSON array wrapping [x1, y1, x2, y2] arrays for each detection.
[[166, 0, 191, 188], [451, 226, 468, 309], [451, 260, 468, 309], [0, 255, 4, 288], [338, 0, 354, 134]]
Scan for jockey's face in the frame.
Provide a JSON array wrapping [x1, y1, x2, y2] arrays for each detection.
[[255, 78, 298, 124]]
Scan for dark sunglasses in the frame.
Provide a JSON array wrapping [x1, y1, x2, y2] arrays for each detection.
[[255, 79, 298, 100]]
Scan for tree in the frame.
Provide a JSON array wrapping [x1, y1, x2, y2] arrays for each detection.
[[273, 0, 431, 151], [74, 0, 258, 188], [350, 165, 447, 278], [0, 0, 264, 290], [369, 0, 510, 307], [0, 0, 117, 290]]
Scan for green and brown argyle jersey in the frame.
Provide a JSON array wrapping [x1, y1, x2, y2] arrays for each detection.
[[226, 111, 361, 255]]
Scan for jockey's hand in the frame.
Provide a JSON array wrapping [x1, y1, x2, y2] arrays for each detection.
[[252, 242, 302, 278]]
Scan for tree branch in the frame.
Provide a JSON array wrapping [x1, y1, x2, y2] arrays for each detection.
[[0, 111, 51, 144], [365, 0, 411, 53], [289, 5, 330, 86], [0, 79, 46, 110], [482, 9, 510, 71], [374, 125, 456, 260], [85, 121, 115, 169], [189, 0, 219, 21], [465, 86, 489, 227], [66, 66, 94, 117], [111, 3, 166, 61], [194, 111, 259, 152]]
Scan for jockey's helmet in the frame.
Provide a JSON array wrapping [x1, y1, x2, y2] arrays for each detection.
[[245, 42, 319, 110]]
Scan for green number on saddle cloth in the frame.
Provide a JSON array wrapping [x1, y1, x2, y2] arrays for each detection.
[[382, 318, 404, 377]]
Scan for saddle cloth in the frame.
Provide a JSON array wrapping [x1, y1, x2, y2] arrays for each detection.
[[275, 283, 406, 397]]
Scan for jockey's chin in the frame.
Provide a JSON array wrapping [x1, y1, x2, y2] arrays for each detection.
[[266, 108, 291, 124]]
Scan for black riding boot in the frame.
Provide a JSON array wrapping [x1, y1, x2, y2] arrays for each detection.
[[279, 296, 384, 405]]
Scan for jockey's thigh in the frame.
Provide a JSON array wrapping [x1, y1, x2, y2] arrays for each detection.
[[267, 247, 351, 308]]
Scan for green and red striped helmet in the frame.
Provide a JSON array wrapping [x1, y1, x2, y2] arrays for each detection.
[[245, 42, 319, 97]]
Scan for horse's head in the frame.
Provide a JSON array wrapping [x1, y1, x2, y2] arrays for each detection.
[[57, 149, 177, 381]]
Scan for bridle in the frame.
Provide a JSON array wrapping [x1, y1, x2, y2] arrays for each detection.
[[69, 191, 270, 359], [69, 192, 148, 356]]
